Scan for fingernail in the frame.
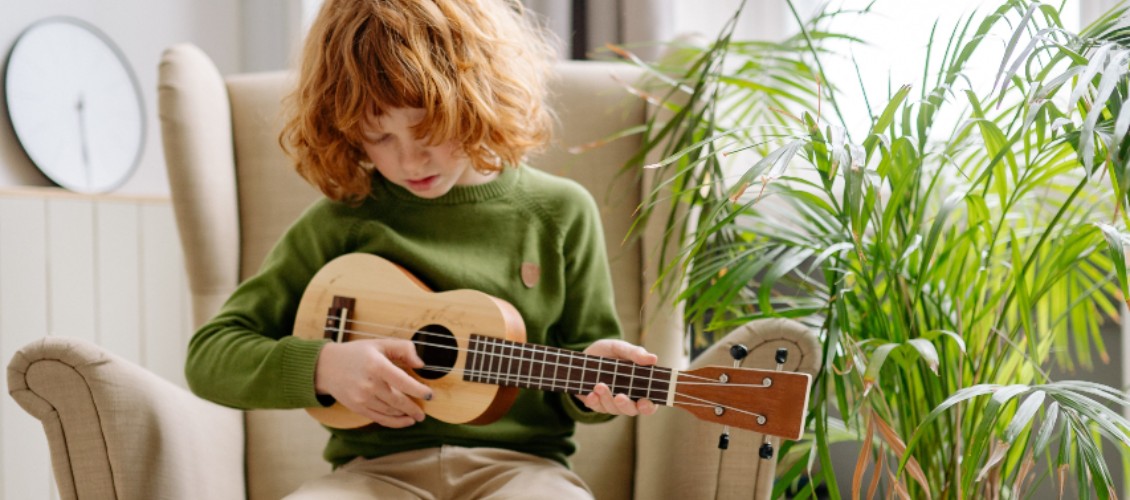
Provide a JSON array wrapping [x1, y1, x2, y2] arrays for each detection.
[[424, 393, 433, 401]]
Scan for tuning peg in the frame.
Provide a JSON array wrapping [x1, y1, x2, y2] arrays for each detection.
[[759, 442, 774, 459], [730, 343, 749, 361], [775, 348, 788, 365]]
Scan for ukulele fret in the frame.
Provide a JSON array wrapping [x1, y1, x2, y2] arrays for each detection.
[[536, 345, 548, 391], [474, 336, 485, 384], [582, 355, 600, 393], [625, 361, 637, 398], [607, 359, 633, 397], [465, 336, 478, 383], [647, 366, 672, 406], [470, 338, 481, 383], [547, 346, 561, 392], [596, 358, 615, 393], [568, 352, 581, 392], [488, 337, 500, 384], [499, 339, 510, 386], [506, 342, 515, 387], [563, 350, 573, 392], [522, 344, 535, 389], [646, 365, 656, 402], [630, 364, 649, 400]]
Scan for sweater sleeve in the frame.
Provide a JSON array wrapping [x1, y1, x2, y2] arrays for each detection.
[[551, 183, 623, 424], [184, 200, 352, 409]]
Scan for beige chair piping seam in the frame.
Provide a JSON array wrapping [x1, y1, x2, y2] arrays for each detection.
[[26, 356, 120, 500]]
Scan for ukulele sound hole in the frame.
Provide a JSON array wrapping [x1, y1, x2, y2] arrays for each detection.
[[412, 325, 458, 380]]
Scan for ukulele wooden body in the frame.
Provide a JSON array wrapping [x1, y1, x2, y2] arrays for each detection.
[[294, 253, 526, 428]]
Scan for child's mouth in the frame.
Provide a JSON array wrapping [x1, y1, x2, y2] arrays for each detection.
[[406, 175, 438, 191]]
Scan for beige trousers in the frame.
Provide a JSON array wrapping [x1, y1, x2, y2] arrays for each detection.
[[285, 446, 594, 499]]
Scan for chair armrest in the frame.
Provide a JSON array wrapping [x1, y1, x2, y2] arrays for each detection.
[[7, 336, 246, 500], [634, 318, 821, 500]]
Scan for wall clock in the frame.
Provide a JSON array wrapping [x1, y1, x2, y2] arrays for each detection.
[[3, 17, 145, 193]]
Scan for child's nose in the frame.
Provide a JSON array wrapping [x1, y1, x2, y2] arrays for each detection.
[[402, 141, 431, 170]]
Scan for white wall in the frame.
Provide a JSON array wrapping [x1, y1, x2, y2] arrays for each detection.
[[240, 0, 307, 73], [0, 0, 305, 197]]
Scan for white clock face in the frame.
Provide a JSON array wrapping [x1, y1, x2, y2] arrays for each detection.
[[4, 18, 145, 193]]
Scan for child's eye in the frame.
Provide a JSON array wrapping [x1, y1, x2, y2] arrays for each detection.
[[366, 133, 391, 144]]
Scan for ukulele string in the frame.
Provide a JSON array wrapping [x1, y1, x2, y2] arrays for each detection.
[[411, 360, 765, 419], [329, 315, 737, 386], [673, 394, 768, 419], [323, 316, 771, 408], [408, 359, 767, 419], [331, 326, 666, 392], [329, 315, 727, 380]]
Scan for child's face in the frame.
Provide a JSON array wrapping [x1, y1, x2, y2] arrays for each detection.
[[360, 107, 496, 199]]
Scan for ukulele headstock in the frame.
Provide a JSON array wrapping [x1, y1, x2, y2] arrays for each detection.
[[672, 366, 811, 440]]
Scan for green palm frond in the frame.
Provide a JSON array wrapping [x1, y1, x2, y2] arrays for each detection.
[[613, 0, 1130, 497]]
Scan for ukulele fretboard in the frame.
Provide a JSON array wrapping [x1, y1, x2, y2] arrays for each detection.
[[464, 334, 673, 404]]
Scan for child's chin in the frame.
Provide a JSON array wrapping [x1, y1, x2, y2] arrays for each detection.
[[404, 185, 450, 199]]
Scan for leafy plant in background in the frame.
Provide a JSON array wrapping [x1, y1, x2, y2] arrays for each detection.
[[614, 0, 1130, 497]]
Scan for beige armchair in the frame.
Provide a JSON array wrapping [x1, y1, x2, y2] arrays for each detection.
[[6, 44, 821, 500]]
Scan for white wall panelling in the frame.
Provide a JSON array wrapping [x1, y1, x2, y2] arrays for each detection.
[[0, 194, 52, 500], [0, 188, 191, 500]]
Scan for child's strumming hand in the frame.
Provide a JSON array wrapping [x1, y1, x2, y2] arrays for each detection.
[[579, 340, 660, 417], [314, 339, 434, 428]]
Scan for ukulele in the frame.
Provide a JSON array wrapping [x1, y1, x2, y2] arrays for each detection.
[[294, 253, 812, 440]]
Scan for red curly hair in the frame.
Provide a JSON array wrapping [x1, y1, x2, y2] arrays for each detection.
[[281, 0, 556, 203]]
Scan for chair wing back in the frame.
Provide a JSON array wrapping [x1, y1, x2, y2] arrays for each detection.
[[158, 43, 241, 328], [159, 44, 331, 500]]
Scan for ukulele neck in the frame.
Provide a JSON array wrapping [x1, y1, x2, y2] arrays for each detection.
[[464, 334, 675, 405]]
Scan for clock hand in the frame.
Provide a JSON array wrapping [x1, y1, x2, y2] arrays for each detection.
[[76, 94, 92, 189]]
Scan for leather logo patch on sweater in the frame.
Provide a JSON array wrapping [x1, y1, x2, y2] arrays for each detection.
[[520, 262, 540, 288]]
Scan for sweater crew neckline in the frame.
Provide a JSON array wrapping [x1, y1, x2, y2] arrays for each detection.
[[373, 166, 520, 205]]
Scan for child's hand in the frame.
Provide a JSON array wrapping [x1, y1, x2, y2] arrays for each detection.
[[314, 339, 434, 428], [579, 339, 660, 417]]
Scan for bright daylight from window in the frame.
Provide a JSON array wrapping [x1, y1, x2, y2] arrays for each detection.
[[823, 0, 1080, 135]]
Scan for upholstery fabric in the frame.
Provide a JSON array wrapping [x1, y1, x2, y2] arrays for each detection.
[[8, 336, 245, 500], [156, 43, 242, 328]]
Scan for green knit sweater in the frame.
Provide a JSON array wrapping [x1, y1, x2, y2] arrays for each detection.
[[186, 166, 621, 467]]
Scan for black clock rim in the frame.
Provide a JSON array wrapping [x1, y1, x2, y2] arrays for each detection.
[[2, 15, 148, 194]]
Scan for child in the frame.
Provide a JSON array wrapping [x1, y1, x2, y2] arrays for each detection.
[[184, 0, 658, 497]]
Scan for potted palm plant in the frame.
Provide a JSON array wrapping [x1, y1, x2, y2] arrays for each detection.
[[613, 0, 1130, 497]]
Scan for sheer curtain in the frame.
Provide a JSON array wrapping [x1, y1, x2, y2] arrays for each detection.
[[523, 0, 795, 61], [524, 0, 675, 61]]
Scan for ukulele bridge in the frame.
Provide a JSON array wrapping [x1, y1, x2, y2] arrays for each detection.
[[324, 296, 356, 343]]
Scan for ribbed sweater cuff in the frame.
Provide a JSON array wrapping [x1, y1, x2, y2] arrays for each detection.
[[278, 336, 330, 407]]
